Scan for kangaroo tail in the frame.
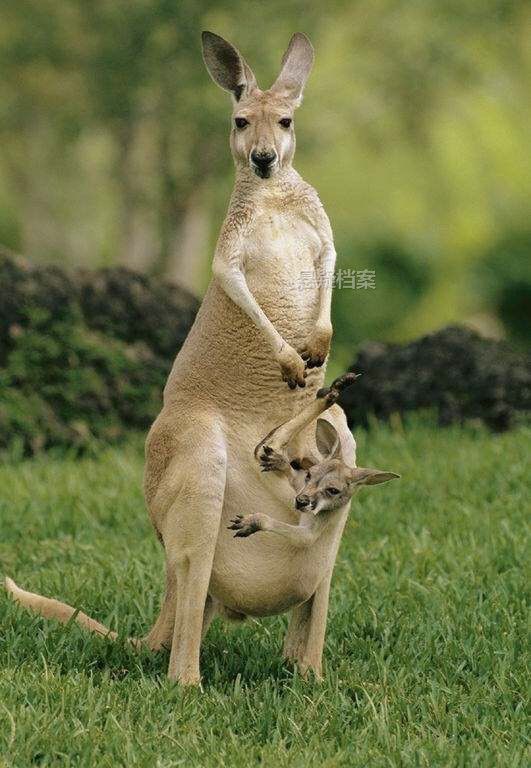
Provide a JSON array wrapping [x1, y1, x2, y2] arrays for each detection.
[[5, 576, 118, 640]]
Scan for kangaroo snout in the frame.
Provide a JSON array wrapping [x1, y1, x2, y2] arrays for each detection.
[[251, 150, 277, 178], [295, 494, 311, 510]]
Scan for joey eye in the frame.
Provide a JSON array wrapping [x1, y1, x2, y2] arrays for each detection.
[[279, 117, 292, 129], [305, 472, 311, 482], [234, 117, 249, 129], [327, 487, 340, 495]]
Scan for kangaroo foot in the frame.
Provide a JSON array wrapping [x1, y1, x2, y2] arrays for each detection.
[[316, 372, 360, 403], [256, 444, 290, 473], [298, 657, 324, 681]]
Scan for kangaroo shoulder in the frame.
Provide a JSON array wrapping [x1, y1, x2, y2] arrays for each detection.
[[298, 179, 322, 206], [290, 179, 326, 218], [218, 193, 255, 249], [291, 180, 332, 238]]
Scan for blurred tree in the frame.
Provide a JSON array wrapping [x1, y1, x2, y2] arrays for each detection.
[[476, 231, 531, 347], [0, 0, 88, 257]]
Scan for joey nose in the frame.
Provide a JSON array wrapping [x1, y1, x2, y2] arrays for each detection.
[[295, 494, 310, 510]]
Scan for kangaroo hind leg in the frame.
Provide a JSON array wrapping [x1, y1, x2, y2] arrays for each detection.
[[283, 571, 333, 680], [255, 372, 359, 464], [156, 421, 227, 686]]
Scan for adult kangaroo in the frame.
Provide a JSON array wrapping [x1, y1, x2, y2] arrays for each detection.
[[7, 32, 357, 687]]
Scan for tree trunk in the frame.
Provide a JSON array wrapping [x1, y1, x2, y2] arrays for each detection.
[[165, 189, 209, 293], [114, 120, 154, 271]]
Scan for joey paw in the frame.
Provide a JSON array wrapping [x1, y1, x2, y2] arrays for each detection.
[[228, 514, 263, 538]]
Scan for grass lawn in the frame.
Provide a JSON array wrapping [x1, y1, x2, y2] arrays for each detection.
[[0, 420, 529, 767]]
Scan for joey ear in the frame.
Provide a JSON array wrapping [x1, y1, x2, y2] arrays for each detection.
[[201, 31, 257, 102], [271, 32, 314, 103], [315, 418, 341, 460], [351, 468, 400, 486]]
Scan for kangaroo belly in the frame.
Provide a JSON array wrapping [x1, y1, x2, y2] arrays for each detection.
[[208, 459, 345, 617], [209, 561, 320, 617], [209, 531, 331, 617]]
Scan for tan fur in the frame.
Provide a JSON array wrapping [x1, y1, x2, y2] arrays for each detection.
[[6, 33, 356, 686], [4, 577, 118, 640]]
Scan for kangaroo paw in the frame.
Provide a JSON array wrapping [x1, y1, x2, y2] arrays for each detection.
[[256, 444, 289, 473], [228, 514, 263, 538]]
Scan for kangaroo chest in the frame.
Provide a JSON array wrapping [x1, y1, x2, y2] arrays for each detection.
[[243, 208, 322, 333]]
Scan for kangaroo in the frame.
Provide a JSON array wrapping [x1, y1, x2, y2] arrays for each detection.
[[6, 32, 365, 686], [230, 374, 399, 544]]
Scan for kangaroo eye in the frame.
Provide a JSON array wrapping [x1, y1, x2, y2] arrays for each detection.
[[279, 117, 292, 129], [327, 487, 340, 495], [234, 117, 249, 129]]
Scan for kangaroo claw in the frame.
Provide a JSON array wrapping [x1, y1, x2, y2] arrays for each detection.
[[230, 514, 262, 538], [317, 372, 361, 401]]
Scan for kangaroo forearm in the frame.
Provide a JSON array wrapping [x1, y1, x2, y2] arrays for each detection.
[[214, 264, 284, 353], [261, 516, 319, 548], [316, 242, 336, 325]]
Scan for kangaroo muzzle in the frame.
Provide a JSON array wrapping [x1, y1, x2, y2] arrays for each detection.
[[250, 150, 277, 179], [295, 494, 311, 510]]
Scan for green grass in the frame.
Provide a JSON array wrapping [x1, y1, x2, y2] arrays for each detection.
[[0, 420, 529, 767]]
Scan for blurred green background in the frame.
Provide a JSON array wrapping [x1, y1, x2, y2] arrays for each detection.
[[0, 0, 530, 368]]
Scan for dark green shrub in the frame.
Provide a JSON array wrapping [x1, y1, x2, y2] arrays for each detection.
[[78, 267, 198, 358], [0, 251, 198, 454], [0, 253, 78, 365], [340, 326, 531, 432]]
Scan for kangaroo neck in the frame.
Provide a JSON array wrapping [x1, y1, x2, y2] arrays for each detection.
[[230, 165, 301, 207]]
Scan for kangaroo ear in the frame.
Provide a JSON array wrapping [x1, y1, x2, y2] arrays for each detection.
[[315, 418, 341, 460], [351, 468, 400, 486], [271, 32, 314, 103], [201, 31, 257, 102]]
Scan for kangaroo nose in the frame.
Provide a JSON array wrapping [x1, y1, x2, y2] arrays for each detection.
[[295, 494, 310, 510], [251, 150, 277, 169]]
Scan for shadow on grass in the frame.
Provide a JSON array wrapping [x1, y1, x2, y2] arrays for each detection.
[[3, 605, 303, 690]]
